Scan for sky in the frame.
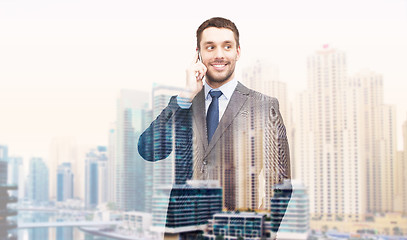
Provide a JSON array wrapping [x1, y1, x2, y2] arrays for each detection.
[[1, 0, 407, 160]]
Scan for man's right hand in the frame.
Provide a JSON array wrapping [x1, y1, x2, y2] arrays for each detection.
[[179, 51, 207, 100]]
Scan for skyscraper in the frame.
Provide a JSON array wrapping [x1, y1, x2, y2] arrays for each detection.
[[0, 145, 8, 163], [151, 85, 185, 188], [107, 125, 116, 204], [242, 59, 288, 121], [270, 179, 309, 240], [293, 46, 399, 221], [350, 71, 397, 213], [293, 46, 365, 221], [7, 157, 22, 198], [237, 60, 292, 211], [85, 146, 108, 209], [49, 137, 79, 200], [400, 118, 407, 214], [57, 162, 74, 202], [116, 89, 150, 211], [27, 158, 49, 204]]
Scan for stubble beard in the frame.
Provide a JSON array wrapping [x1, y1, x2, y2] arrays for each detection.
[[205, 65, 235, 86]]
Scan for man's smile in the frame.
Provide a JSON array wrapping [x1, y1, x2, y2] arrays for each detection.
[[210, 62, 228, 71]]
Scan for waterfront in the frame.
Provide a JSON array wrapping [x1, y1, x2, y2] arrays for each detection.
[[15, 211, 118, 240]]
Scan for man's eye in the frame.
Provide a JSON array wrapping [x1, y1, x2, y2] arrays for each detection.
[[225, 45, 231, 50], [207, 46, 214, 50]]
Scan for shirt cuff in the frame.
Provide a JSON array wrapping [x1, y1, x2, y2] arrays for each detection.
[[176, 96, 192, 109]]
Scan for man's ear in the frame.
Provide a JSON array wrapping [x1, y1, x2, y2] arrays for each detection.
[[236, 46, 241, 61]]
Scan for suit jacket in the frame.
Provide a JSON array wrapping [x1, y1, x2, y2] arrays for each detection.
[[138, 81, 290, 210]]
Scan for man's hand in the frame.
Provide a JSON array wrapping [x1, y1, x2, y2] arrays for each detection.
[[179, 51, 207, 100]]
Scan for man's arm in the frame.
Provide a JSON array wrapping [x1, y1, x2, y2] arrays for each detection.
[[266, 97, 292, 234], [268, 97, 291, 179], [137, 96, 192, 161], [138, 51, 206, 162]]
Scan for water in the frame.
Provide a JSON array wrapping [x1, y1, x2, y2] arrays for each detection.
[[15, 211, 118, 240]]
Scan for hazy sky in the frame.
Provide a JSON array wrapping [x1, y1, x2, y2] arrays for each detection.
[[1, 0, 407, 160]]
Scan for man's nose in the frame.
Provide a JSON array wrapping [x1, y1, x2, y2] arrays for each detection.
[[214, 47, 225, 59]]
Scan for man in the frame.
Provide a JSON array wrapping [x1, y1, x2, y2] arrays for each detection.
[[138, 16, 290, 230]]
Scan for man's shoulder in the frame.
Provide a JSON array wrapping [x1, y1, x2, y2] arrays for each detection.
[[237, 82, 279, 105]]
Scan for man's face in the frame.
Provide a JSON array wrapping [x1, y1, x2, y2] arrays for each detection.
[[199, 27, 240, 86]]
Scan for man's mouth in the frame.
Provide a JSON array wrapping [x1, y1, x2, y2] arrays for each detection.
[[211, 63, 228, 71]]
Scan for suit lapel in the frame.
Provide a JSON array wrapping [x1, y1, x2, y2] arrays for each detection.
[[192, 89, 208, 152], [204, 82, 250, 158]]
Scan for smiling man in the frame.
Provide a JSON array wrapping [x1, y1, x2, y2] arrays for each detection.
[[138, 17, 291, 238]]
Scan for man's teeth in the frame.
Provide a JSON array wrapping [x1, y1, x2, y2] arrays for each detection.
[[214, 64, 226, 67]]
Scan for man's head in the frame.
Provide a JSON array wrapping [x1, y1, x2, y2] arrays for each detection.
[[196, 17, 241, 88], [196, 17, 240, 50]]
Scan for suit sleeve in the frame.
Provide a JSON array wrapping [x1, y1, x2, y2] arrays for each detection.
[[268, 97, 292, 233], [269, 97, 291, 180], [138, 96, 193, 162]]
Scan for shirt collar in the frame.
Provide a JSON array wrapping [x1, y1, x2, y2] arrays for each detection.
[[204, 77, 238, 100]]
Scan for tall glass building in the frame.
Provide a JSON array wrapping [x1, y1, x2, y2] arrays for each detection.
[[116, 89, 150, 212], [85, 146, 108, 209], [270, 179, 309, 240], [56, 162, 73, 202], [27, 158, 49, 204]]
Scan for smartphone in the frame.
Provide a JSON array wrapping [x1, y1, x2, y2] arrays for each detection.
[[197, 51, 205, 81], [197, 51, 202, 63]]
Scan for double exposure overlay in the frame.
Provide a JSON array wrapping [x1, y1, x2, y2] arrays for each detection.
[[1, 2, 407, 240]]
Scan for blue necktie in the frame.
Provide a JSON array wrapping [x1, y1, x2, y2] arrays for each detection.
[[207, 90, 223, 142]]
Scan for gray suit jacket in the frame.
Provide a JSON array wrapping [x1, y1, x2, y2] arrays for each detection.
[[138, 81, 290, 210]]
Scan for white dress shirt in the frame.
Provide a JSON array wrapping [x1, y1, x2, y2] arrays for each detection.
[[177, 78, 238, 122], [203, 78, 237, 122]]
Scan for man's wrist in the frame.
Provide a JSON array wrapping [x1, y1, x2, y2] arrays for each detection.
[[178, 90, 196, 100], [176, 96, 192, 109]]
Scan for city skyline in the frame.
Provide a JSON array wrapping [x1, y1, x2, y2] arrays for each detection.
[[1, 0, 407, 160], [2, 44, 407, 203]]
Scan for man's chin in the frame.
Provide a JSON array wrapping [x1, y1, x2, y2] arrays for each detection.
[[206, 73, 232, 84]]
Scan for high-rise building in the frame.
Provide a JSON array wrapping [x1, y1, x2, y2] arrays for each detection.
[[151, 85, 186, 189], [242, 59, 288, 121], [395, 150, 405, 213], [293, 46, 365, 221], [349, 71, 397, 213], [57, 162, 74, 202], [293, 46, 400, 221], [116, 89, 150, 211], [27, 158, 49, 204], [404, 118, 407, 214], [270, 179, 309, 240], [400, 118, 407, 214], [107, 125, 116, 204], [49, 137, 79, 200], [85, 146, 108, 209], [380, 105, 397, 212], [0, 145, 18, 240], [234, 61, 291, 211], [7, 157, 22, 199]]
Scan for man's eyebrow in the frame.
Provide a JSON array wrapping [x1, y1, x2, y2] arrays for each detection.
[[203, 40, 234, 45]]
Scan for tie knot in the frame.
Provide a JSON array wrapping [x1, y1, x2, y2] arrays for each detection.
[[209, 90, 222, 99]]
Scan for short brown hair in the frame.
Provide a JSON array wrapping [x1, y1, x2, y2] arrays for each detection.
[[196, 17, 240, 50]]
